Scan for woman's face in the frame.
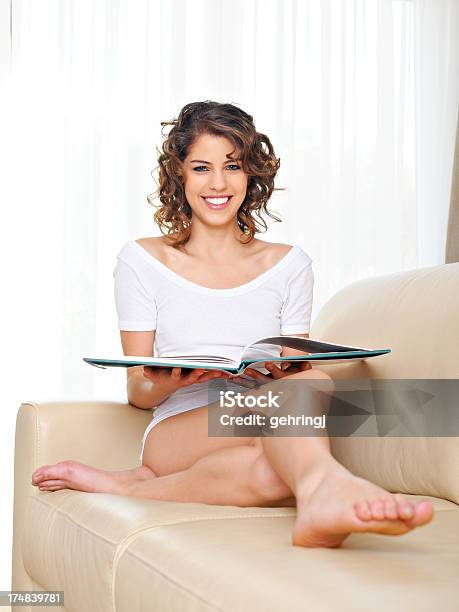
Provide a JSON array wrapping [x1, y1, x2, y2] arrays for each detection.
[[181, 133, 249, 226]]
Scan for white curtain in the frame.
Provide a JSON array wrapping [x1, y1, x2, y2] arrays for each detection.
[[3, 0, 459, 404], [1, 0, 459, 581]]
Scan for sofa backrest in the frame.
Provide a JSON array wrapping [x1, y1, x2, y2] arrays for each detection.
[[311, 262, 459, 504]]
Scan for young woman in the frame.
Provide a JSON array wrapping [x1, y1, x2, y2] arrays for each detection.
[[32, 101, 434, 548]]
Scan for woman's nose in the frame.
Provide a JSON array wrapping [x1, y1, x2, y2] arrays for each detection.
[[208, 170, 228, 191]]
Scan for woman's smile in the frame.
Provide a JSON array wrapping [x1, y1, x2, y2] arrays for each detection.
[[182, 133, 248, 222], [201, 195, 233, 210]]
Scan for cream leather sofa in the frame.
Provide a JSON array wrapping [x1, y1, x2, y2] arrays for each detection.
[[12, 262, 459, 611]]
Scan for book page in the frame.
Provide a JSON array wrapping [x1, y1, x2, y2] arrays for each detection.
[[240, 336, 376, 359]]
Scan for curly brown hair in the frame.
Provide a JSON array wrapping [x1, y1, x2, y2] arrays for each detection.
[[147, 100, 284, 248]]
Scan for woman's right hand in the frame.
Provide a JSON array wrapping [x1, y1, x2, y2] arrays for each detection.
[[143, 366, 232, 392]]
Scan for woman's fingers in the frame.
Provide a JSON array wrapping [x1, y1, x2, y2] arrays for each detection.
[[144, 365, 174, 380], [264, 362, 288, 379], [144, 366, 220, 389], [171, 367, 183, 383], [143, 366, 162, 382], [180, 368, 231, 387], [183, 368, 204, 382], [243, 368, 273, 382], [233, 378, 257, 388], [144, 362, 312, 388], [208, 370, 232, 382], [175, 368, 200, 388], [271, 360, 312, 374], [194, 370, 225, 383], [245, 360, 311, 380]]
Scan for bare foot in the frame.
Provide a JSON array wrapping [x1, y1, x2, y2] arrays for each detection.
[[31, 461, 155, 494], [292, 462, 434, 548]]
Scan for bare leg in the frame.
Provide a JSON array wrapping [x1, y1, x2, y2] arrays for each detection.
[[32, 445, 293, 507], [123, 444, 293, 506], [31, 368, 435, 548], [32, 463, 156, 493], [258, 370, 434, 547]]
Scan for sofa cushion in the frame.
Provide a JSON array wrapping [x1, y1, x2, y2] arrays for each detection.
[[22, 490, 295, 612], [115, 497, 459, 612], [23, 490, 458, 612]]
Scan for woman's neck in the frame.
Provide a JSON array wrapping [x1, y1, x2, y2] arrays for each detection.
[[183, 224, 255, 260]]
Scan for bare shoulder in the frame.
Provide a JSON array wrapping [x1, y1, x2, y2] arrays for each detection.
[[254, 239, 295, 265], [135, 236, 165, 254], [135, 236, 171, 265]]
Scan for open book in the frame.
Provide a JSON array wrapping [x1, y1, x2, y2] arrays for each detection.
[[83, 336, 391, 375]]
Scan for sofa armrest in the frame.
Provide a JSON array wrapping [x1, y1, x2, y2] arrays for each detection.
[[15, 400, 152, 473], [12, 400, 152, 593]]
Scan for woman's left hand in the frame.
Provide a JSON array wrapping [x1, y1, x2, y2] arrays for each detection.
[[233, 359, 312, 383]]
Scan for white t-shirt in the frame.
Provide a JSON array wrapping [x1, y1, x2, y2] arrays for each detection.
[[113, 240, 314, 457]]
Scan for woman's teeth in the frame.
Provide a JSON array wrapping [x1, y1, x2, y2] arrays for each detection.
[[202, 196, 232, 209]]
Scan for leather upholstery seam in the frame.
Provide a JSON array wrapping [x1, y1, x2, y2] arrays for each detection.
[[30, 496, 297, 548], [110, 512, 296, 611], [32, 496, 118, 545], [114, 547, 225, 612], [111, 512, 296, 612], [20, 403, 42, 575]]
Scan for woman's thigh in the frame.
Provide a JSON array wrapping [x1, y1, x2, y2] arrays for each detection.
[[143, 368, 331, 476], [142, 404, 261, 476]]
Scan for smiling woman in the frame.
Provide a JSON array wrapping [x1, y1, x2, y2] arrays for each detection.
[[149, 100, 283, 248], [183, 133, 248, 223], [32, 100, 434, 549]]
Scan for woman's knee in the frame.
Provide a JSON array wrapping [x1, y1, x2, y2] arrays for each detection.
[[290, 367, 332, 381], [191, 445, 291, 503], [288, 367, 335, 395], [249, 451, 293, 502]]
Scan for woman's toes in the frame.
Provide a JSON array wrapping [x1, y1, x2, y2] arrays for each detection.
[[383, 497, 399, 520], [399, 504, 414, 520], [392, 495, 435, 526], [354, 500, 372, 521], [38, 480, 66, 491], [33, 472, 48, 485], [358, 496, 417, 523], [369, 499, 385, 520], [32, 466, 49, 484], [394, 495, 415, 520], [406, 501, 434, 527], [32, 461, 78, 485]]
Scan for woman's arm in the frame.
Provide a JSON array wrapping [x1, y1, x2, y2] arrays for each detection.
[[121, 330, 175, 410], [280, 332, 310, 357], [279, 332, 311, 369], [120, 330, 233, 409], [127, 366, 178, 410]]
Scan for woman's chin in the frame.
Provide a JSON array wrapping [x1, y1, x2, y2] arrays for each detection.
[[192, 210, 238, 225]]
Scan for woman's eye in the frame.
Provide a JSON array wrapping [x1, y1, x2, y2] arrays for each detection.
[[192, 165, 241, 172]]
